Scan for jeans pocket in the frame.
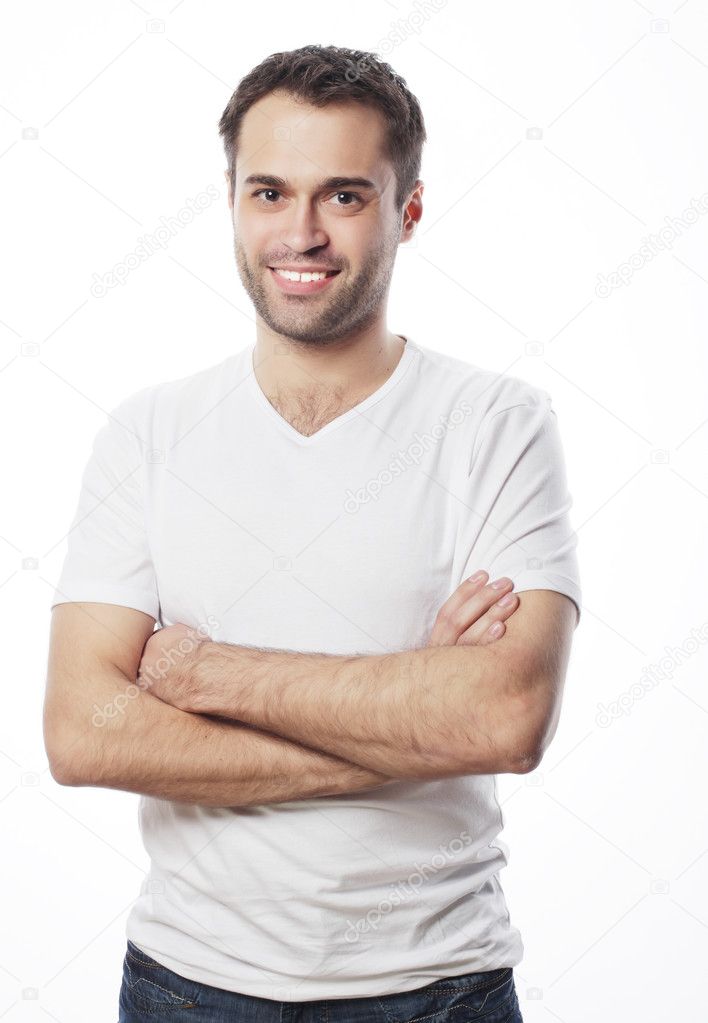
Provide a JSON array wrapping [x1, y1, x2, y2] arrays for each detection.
[[121, 940, 202, 1013], [376, 967, 517, 1023]]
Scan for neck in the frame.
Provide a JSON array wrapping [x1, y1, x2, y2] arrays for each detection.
[[252, 321, 406, 404]]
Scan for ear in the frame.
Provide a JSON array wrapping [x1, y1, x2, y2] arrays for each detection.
[[400, 180, 424, 243]]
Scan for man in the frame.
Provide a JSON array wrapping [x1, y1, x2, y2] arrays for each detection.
[[44, 44, 581, 1022]]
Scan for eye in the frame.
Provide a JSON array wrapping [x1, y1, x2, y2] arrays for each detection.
[[252, 188, 282, 203], [330, 191, 362, 207]]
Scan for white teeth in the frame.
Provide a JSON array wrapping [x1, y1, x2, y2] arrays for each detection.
[[273, 269, 330, 282]]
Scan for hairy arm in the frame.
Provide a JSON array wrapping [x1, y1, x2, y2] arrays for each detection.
[[145, 587, 576, 781], [44, 575, 523, 802], [173, 641, 526, 780], [87, 697, 394, 808], [44, 603, 394, 807]]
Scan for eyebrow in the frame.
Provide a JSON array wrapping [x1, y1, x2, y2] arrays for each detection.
[[242, 173, 378, 193]]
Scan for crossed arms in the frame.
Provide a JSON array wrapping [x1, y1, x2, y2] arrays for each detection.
[[43, 575, 577, 806]]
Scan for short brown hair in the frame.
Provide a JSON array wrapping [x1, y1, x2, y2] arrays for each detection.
[[218, 44, 426, 211]]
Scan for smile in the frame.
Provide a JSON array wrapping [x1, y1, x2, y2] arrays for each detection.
[[272, 268, 338, 282], [267, 266, 341, 294]]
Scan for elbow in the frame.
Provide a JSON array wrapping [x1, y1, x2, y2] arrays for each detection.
[[49, 762, 82, 788], [503, 685, 555, 774], [507, 745, 543, 775], [44, 719, 93, 788], [451, 718, 545, 777], [46, 738, 89, 787], [46, 748, 84, 787], [404, 711, 545, 779], [505, 719, 546, 775]]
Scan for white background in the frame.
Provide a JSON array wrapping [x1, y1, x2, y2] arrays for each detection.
[[2, 0, 708, 1020]]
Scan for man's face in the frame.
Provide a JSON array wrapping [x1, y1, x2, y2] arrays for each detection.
[[227, 91, 409, 347]]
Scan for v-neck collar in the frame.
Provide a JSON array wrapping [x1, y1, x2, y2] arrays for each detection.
[[246, 336, 417, 446]]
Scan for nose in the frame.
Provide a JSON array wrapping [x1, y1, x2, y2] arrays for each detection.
[[280, 198, 329, 253]]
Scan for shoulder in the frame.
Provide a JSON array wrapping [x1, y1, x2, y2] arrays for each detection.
[[405, 340, 559, 478], [409, 337, 553, 418], [104, 347, 249, 449]]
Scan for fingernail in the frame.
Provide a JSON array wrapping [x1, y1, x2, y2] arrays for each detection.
[[468, 571, 487, 583], [492, 577, 511, 589]]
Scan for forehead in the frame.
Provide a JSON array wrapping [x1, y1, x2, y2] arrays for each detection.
[[236, 90, 391, 189]]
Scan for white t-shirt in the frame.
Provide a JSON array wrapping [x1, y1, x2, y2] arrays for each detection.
[[50, 336, 582, 1000]]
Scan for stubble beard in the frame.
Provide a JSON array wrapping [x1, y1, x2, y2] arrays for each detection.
[[234, 230, 399, 349]]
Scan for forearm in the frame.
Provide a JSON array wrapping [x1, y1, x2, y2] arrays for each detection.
[[53, 673, 395, 807], [194, 641, 524, 780]]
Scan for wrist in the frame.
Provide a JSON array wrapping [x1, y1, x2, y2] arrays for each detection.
[[189, 639, 246, 718], [186, 637, 221, 715]]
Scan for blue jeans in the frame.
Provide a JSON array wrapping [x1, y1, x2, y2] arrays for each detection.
[[119, 939, 523, 1021]]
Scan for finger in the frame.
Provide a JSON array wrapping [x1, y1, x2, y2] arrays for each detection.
[[456, 591, 520, 646], [471, 619, 507, 645], [430, 576, 514, 646], [428, 572, 490, 645], [437, 571, 489, 620]]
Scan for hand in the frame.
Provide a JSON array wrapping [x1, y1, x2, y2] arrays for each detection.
[[427, 571, 519, 647], [137, 623, 212, 711]]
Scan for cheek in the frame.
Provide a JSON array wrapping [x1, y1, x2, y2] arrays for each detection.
[[243, 222, 281, 263], [327, 220, 373, 263], [234, 204, 265, 239], [350, 213, 392, 249]]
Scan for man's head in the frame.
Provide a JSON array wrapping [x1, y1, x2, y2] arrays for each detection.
[[218, 45, 426, 347]]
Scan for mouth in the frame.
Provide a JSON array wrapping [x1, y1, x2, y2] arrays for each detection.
[[267, 266, 341, 294]]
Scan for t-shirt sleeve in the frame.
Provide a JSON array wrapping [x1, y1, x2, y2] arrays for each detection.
[[456, 399, 582, 625], [50, 396, 160, 620]]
